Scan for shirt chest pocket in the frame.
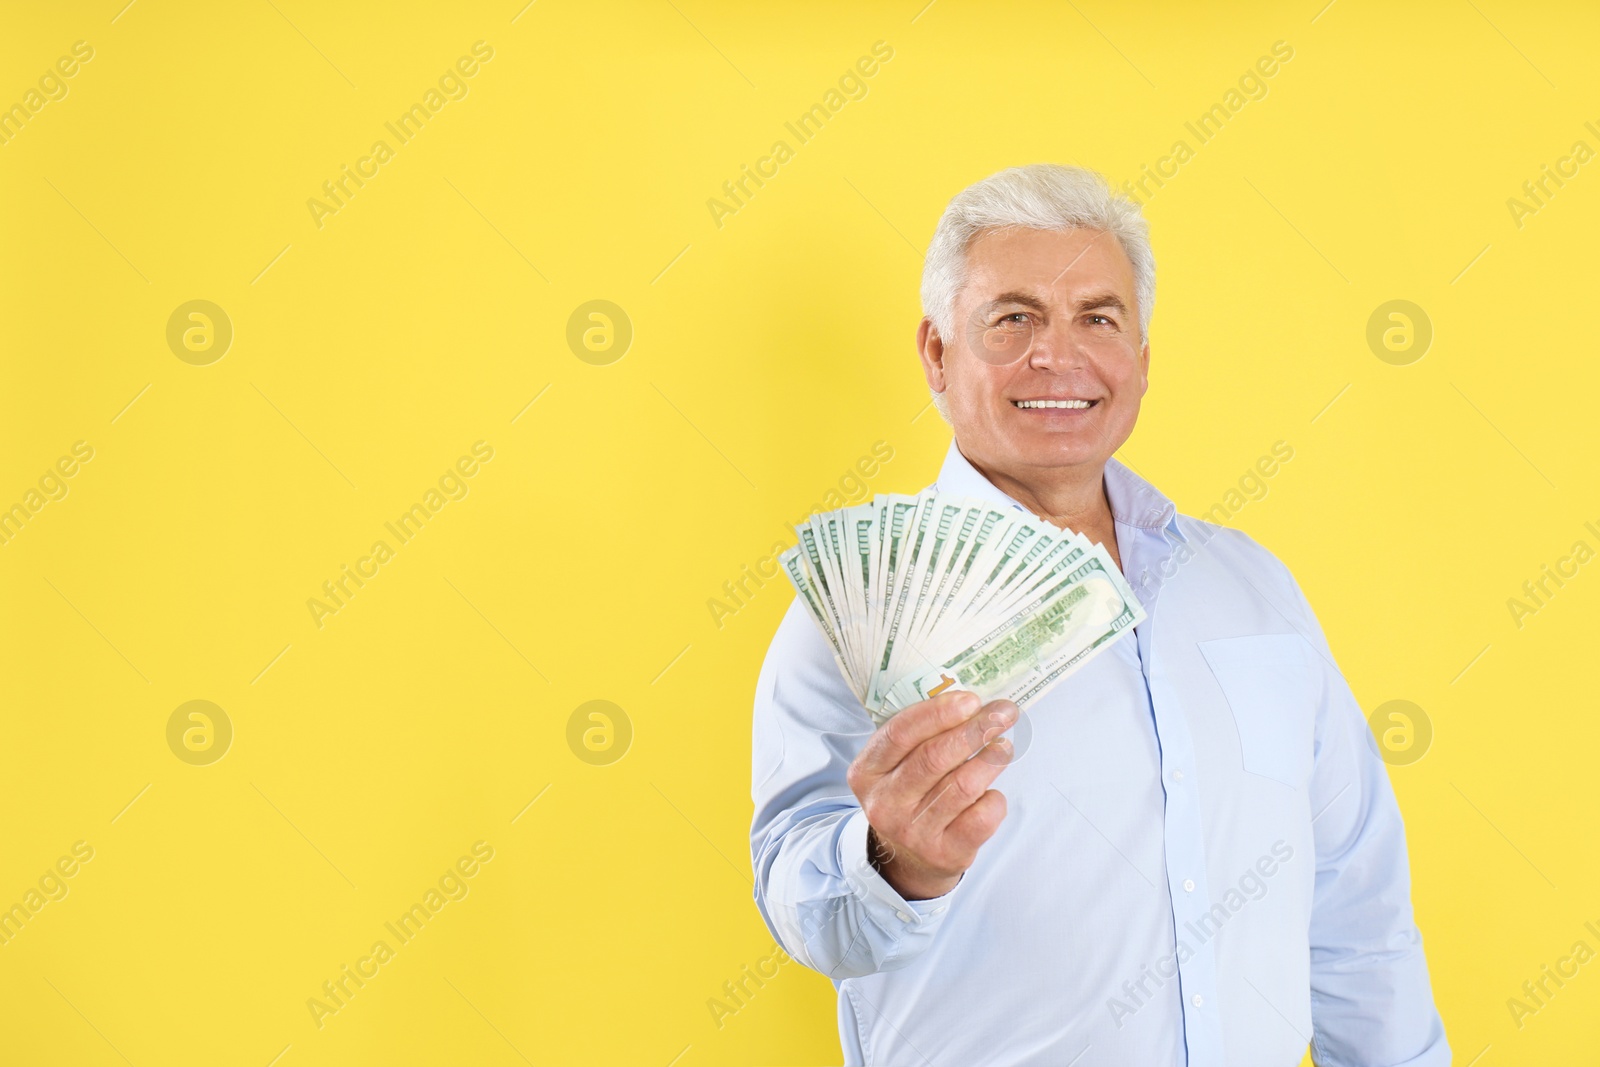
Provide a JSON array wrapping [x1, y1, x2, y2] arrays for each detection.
[[1198, 633, 1318, 790]]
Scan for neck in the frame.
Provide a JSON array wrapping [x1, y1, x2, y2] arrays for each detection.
[[953, 447, 1120, 572], [964, 446, 1113, 534]]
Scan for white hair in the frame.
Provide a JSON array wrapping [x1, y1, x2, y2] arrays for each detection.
[[920, 163, 1155, 422]]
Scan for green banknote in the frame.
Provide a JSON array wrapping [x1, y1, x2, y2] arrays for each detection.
[[880, 555, 1142, 713], [778, 488, 1147, 725]]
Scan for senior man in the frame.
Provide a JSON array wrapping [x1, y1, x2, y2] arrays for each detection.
[[748, 164, 1448, 1065]]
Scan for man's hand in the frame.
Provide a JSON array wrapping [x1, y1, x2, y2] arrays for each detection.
[[845, 689, 1017, 901]]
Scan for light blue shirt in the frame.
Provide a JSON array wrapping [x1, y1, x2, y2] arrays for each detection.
[[749, 438, 1448, 1066]]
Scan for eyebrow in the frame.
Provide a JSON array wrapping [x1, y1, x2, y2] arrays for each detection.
[[1073, 290, 1129, 316], [986, 289, 1129, 316]]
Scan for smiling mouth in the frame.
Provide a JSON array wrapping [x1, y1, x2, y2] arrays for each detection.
[[1011, 398, 1099, 410]]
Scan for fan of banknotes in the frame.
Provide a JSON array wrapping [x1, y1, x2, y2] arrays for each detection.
[[779, 490, 1147, 725]]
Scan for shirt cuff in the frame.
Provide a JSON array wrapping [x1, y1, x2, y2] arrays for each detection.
[[837, 807, 963, 930]]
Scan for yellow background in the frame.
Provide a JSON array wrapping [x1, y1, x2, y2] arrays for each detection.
[[2, 0, 1596, 1063]]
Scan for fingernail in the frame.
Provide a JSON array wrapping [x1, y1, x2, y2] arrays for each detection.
[[988, 706, 1015, 727]]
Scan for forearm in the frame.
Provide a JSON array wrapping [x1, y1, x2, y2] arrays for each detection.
[[753, 805, 958, 980]]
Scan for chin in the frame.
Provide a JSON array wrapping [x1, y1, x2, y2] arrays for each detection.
[[1011, 420, 1126, 465], [992, 425, 1079, 458], [1024, 440, 1102, 467]]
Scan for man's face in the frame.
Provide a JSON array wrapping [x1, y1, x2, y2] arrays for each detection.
[[918, 226, 1149, 479]]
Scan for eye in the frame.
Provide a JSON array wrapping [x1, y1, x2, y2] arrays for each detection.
[[1086, 314, 1115, 327], [988, 311, 1033, 331]]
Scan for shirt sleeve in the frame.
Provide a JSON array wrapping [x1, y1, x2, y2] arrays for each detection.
[[749, 597, 964, 981], [1280, 566, 1451, 1067]]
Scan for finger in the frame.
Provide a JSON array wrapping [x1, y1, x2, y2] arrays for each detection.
[[882, 699, 1018, 803], [941, 788, 1008, 855], [906, 735, 1013, 834], [855, 689, 985, 777]]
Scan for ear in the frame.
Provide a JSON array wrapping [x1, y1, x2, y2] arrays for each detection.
[[1138, 336, 1151, 393], [917, 317, 948, 394]]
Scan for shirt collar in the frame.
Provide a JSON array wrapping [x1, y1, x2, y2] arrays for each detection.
[[931, 437, 1188, 544]]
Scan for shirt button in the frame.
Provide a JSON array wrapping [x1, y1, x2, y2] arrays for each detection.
[[1183, 879, 1195, 893], [895, 910, 911, 922], [933, 905, 947, 914], [1192, 994, 1204, 1008], [1171, 769, 1184, 782]]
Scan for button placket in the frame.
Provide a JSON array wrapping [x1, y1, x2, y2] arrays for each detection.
[[1146, 635, 1226, 1061]]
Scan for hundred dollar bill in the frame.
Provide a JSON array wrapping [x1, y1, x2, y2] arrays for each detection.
[[902, 501, 1008, 657], [777, 488, 1147, 721], [869, 495, 938, 708], [879, 551, 1145, 716]]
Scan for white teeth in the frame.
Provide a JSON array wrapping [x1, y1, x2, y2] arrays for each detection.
[[1014, 399, 1092, 409]]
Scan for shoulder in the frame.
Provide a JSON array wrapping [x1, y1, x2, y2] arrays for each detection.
[[1170, 512, 1320, 638], [1173, 512, 1294, 580]]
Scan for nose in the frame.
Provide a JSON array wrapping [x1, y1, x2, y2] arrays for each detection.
[[1025, 320, 1085, 371]]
